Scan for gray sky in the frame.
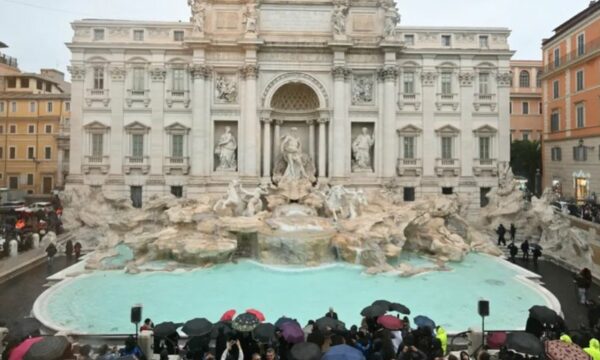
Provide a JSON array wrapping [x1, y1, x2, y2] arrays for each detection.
[[0, 0, 593, 75]]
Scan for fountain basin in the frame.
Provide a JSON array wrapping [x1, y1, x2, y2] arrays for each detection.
[[33, 254, 559, 335]]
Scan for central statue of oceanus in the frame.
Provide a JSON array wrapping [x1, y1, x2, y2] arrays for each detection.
[[273, 127, 316, 184]]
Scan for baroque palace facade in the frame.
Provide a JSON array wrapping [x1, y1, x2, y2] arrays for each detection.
[[67, 0, 513, 209]]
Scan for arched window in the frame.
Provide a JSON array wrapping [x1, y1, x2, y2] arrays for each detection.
[[519, 70, 530, 88]]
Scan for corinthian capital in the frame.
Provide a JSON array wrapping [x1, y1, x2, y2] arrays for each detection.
[[68, 66, 86, 82], [378, 66, 398, 81], [240, 64, 259, 79], [496, 72, 512, 87], [191, 65, 212, 80], [332, 66, 351, 80]]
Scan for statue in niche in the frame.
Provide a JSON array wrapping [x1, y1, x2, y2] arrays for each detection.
[[280, 128, 310, 181], [243, 2, 258, 34], [332, 1, 349, 36], [352, 76, 374, 104], [215, 126, 237, 171], [381, 0, 400, 38], [215, 76, 238, 103], [188, 0, 206, 34], [352, 127, 375, 171]]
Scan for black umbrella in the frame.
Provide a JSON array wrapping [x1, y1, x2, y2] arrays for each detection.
[[505, 332, 544, 356], [24, 336, 70, 360], [360, 305, 387, 318], [10, 318, 42, 340], [529, 305, 561, 325], [233, 313, 260, 332], [253, 323, 276, 343], [389, 303, 411, 315], [154, 322, 181, 338], [211, 321, 234, 338], [315, 317, 346, 332], [290, 342, 321, 360], [182, 318, 213, 337], [372, 300, 392, 309], [275, 317, 300, 329]]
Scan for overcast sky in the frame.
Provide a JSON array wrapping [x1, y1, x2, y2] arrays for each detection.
[[0, 0, 593, 75]]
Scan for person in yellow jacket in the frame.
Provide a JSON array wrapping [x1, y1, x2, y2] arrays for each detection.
[[560, 334, 573, 344], [435, 326, 448, 355], [584, 338, 600, 360]]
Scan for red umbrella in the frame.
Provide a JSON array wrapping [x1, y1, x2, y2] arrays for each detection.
[[221, 309, 236, 322], [377, 315, 404, 330], [9, 337, 43, 360], [246, 309, 265, 322]]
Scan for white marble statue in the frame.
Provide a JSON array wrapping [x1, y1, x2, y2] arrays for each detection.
[[352, 76, 374, 104], [188, 0, 206, 34], [352, 127, 375, 171], [241, 184, 268, 217], [243, 3, 258, 34], [280, 128, 309, 181], [332, 1, 349, 36], [324, 185, 346, 222], [215, 126, 237, 171], [213, 180, 244, 214], [345, 188, 368, 219], [382, 0, 400, 38], [215, 76, 238, 103]]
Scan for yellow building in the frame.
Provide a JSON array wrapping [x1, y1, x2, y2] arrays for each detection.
[[0, 43, 70, 194]]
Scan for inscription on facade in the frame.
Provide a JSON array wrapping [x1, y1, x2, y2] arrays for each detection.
[[260, 7, 332, 32]]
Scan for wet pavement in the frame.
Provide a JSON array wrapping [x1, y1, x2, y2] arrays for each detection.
[[0, 256, 71, 324]]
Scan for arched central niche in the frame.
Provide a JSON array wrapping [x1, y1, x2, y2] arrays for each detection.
[[270, 83, 320, 112]]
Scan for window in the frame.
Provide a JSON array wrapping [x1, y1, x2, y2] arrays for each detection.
[[9, 177, 18, 190], [403, 187, 415, 202], [441, 136, 452, 159], [576, 103, 585, 128], [133, 30, 144, 41], [550, 110, 560, 132], [174, 31, 184, 42], [479, 137, 490, 160], [479, 73, 489, 95], [522, 132, 529, 141], [44, 146, 52, 160], [91, 134, 103, 157], [171, 186, 183, 198], [172, 69, 185, 93], [7, 78, 16, 88], [45, 125, 52, 134], [519, 71, 530, 88], [539, 102, 543, 114], [172, 134, 184, 158], [36, 80, 43, 90], [576, 70, 584, 91], [509, 102, 512, 114], [47, 102, 53, 113], [441, 35, 451, 47], [27, 174, 34, 186], [45, 83, 51, 92], [131, 186, 143, 208], [522, 101, 529, 115], [577, 33, 585, 56], [28, 125, 35, 134], [27, 147, 34, 160], [441, 72, 452, 95], [20, 78, 29, 88], [479, 35, 489, 48], [0, 147, 3, 159], [0, 125, 3, 134], [551, 147, 562, 161], [11, 102, 16, 112], [0, 102, 4, 113], [65, 101, 70, 112], [9, 125, 15, 134], [480, 187, 491, 207], [536, 71, 543, 88], [573, 146, 587, 161], [554, 48, 560, 67], [93, 29, 105, 41], [403, 137, 415, 159], [442, 187, 453, 195], [131, 134, 144, 158], [404, 34, 415, 45], [403, 72, 415, 94], [132, 68, 145, 93], [9, 147, 15, 159], [93, 67, 104, 90], [29, 101, 36, 113], [553, 80, 559, 99]]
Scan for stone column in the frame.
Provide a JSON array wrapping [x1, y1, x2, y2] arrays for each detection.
[[67, 65, 85, 176], [261, 118, 272, 178], [307, 119, 315, 167], [318, 118, 328, 178], [149, 66, 166, 176], [459, 72, 475, 177], [380, 66, 398, 178], [191, 65, 209, 176], [274, 120, 282, 157], [56, 147, 64, 188], [496, 71, 512, 164], [242, 64, 259, 178], [331, 66, 350, 179], [420, 69, 438, 177], [109, 63, 126, 176]]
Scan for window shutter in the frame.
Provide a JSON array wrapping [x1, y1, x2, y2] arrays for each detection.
[[573, 147, 577, 160]]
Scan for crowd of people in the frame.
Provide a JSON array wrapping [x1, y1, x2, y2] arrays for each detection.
[[495, 224, 543, 265]]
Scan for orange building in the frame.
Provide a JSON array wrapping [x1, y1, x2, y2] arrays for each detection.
[[541, 1, 600, 203], [510, 60, 543, 142], [0, 43, 70, 194]]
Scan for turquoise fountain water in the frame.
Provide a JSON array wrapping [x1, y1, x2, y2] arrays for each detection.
[[36, 253, 553, 334]]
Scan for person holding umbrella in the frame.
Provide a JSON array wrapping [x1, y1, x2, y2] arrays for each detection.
[[576, 268, 593, 305], [221, 339, 244, 360], [532, 244, 543, 266]]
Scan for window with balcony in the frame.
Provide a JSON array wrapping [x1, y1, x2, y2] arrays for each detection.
[[519, 70, 530, 88], [403, 136, 415, 160], [479, 137, 490, 161], [441, 72, 452, 95], [404, 34, 414, 46], [554, 48, 560, 67], [131, 134, 144, 160], [441, 35, 451, 47], [551, 147, 562, 161], [165, 122, 190, 174], [172, 69, 185, 94], [132, 68, 145, 95], [93, 29, 105, 41], [91, 133, 104, 158], [93, 67, 104, 90], [403, 72, 415, 94], [133, 30, 144, 41], [577, 33, 585, 56], [441, 136, 453, 160], [174, 31, 184, 41], [479, 73, 490, 95], [553, 80, 559, 99], [172, 134, 184, 159], [576, 70, 584, 92], [479, 35, 489, 48], [550, 110, 560, 132], [522, 101, 529, 115], [576, 103, 585, 128]]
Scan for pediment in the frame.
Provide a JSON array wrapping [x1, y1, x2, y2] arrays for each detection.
[[124, 121, 151, 132], [165, 122, 190, 133], [435, 124, 460, 134], [473, 124, 497, 134], [83, 121, 110, 130], [397, 124, 422, 135]]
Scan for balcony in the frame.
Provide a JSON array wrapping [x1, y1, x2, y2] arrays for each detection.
[[543, 37, 600, 75], [164, 156, 190, 175], [85, 88, 110, 107], [123, 156, 150, 174], [82, 155, 110, 174], [435, 158, 460, 177], [397, 93, 421, 111], [473, 93, 497, 112], [473, 158, 499, 177], [0, 53, 18, 68], [435, 93, 459, 111], [125, 89, 150, 108], [166, 89, 191, 109], [396, 158, 422, 176]]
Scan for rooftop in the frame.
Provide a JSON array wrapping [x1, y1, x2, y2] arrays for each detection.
[[543, 0, 600, 46]]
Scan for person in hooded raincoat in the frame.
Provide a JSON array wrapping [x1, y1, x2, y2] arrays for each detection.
[[560, 334, 573, 344], [435, 326, 447, 355], [585, 338, 600, 360]]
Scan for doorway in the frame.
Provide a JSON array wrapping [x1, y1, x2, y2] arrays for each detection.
[[130, 186, 143, 208], [575, 178, 589, 204], [42, 176, 53, 194]]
